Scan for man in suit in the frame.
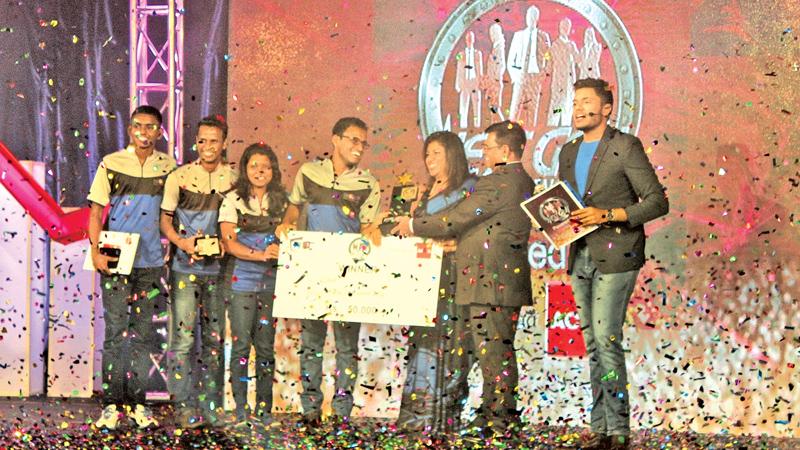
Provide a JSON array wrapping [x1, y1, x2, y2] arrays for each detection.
[[506, 5, 550, 127], [393, 121, 534, 435], [558, 78, 668, 449]]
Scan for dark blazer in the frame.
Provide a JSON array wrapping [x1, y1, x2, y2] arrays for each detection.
[[558, 126, 668, 274], [412, 163, 534, 307]]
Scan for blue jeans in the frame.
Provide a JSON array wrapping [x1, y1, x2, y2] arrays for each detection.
[[226, 282, 276, 416], [166, 271, 225, 414], [570, 245, 639, 436], [100, 267, 163, 405]]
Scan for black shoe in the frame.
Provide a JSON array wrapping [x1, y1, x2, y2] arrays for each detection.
[[577, 433, 610, 449], [608, 434, 630, 450], [464, 416, 488, 431], [300, 411, 322, 428]]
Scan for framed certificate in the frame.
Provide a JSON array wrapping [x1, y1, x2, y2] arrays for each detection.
[[82, 231, 140, 275], [520, 181, 597, 249], [273, 231, 442, 326]]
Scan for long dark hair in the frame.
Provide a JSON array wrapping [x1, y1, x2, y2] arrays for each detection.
[[423, 131, 469, 195], [234, 143, 287, 218]]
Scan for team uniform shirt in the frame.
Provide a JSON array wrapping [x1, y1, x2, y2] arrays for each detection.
[[288, 158, 381, 232], [87, 147, 176, 268], [218, 191, 280, 292], [161, 160, 237, 275]]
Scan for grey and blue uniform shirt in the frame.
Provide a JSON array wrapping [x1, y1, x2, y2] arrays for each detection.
[[87, 147, 176, 268], [288, 158, 381, 232], [160, 160, 236, 275]]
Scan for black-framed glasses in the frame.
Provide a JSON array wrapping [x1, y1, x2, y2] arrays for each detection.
[[340, 134, 370, 150]]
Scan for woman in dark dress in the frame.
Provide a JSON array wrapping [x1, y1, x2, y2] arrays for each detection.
[[397, 131, 477, 433]]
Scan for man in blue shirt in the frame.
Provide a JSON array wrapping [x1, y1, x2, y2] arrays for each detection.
[[558, 79, 668, 449]]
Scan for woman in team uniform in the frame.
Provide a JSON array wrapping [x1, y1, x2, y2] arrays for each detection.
[[218, 143, 287, 426]]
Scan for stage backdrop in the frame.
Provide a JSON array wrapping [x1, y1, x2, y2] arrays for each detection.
[[227, 0, 799, 437]]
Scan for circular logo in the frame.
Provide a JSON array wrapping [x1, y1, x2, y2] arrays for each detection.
[[348, 237, 371, 259], [538, 196, 571, 224], [418, 0, 643, 180]]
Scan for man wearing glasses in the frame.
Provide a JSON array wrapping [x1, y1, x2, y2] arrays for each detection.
[[87, 105, 176, 430], [392, 121, 534, 437], [277, 117, 382, 426]]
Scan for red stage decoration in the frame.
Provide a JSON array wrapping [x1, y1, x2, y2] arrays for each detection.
[[0, 140, 89, 244], [546, 282, 586, 357]]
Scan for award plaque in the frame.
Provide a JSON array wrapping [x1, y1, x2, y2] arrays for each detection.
[[380, 184, 418, 234], [195, 235, 222, 257], [83, 231, 140, 275]]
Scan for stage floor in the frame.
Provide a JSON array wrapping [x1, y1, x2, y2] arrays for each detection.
[[0, 398, 796, 449]]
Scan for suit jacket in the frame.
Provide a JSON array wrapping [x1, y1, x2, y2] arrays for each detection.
[[507, 27, 550, 83], [558, 126, 669, 274], [412, 163, 534, 307]]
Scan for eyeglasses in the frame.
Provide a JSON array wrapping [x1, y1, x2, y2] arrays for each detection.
[[131, 121, 160, 132], [480, 144, 503, 152], [340, 134, 370, 150]]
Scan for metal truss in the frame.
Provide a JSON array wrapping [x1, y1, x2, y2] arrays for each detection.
[[129, 0, 185, 162]]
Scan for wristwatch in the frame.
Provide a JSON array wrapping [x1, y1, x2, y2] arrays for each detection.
[[606, 208, 615, 223]]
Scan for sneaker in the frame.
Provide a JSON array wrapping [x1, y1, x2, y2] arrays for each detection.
[[176, 408, 203, 429], [251, 410, 274, 427], [95, 404, 121, 430], [226, 407, 250, 429], [202, 407, 224, 428], [129, 404, 159, 429], [571, 432, 610, 449]]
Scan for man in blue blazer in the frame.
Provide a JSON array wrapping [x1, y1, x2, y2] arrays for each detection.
[[558, 78, 668, 449]]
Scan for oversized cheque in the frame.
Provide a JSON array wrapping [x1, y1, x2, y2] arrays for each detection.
[[273, 231, 443, 326]]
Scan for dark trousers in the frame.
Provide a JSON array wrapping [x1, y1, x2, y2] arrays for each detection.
[[299, 320, 361, 416], [100, 267, 163, 406], [226, 287, 276, 416], [399, 300, 473, 432], [465, 304, 521, 427]]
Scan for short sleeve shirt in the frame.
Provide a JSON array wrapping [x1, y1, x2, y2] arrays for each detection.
[[288, 158, 380, 232], [87, 147, 176, 268], [161, 161, 237, 275]]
